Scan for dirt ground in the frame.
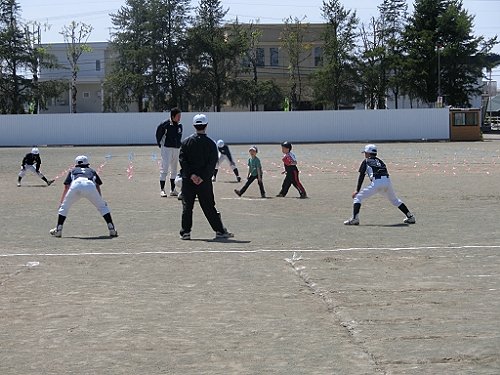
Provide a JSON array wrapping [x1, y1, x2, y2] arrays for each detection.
[[1, 138, 499, 375]]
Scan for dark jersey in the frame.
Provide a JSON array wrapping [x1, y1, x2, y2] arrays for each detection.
[[63, 167, 103, 186], [179, 133, 218, 182], [218, 145, 234, 163], [22, 153, 41, 170], [156, 119, 183, 148], [356, 157, 389, 191]]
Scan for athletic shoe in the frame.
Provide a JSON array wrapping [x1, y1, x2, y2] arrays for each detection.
[[237, 177, 241, 182], [177, 193, 183, 200], [403, 215, 416, 224], [17, 182, 21, 187], [47, 179, 55, 186], [261, 194, 266, 198], [344, 218, 359, 225], [49, 227, 62, 237], [299, 193, 308, 199], [276, 193, 285, 197], [212, 177, 216, 182], [234, 189, 242, 197], [160, 190, 168, 197], [170, 189, 178, 196], [215, 230, 234, 239], [180, 232, 191, 240], [109, 229, 118, 237]]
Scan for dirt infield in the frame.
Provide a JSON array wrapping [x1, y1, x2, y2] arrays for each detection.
[[1, 139, 499, 374]]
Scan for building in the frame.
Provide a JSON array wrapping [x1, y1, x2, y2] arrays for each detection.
[[39, 42, 109, 113], [231, 23, 325, 111]]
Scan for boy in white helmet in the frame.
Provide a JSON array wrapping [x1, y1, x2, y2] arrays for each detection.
[[17, 147, 54, 187], [212, 139, 241, 182], [344, 144, 416, 225], [49, 155, 118, 238]]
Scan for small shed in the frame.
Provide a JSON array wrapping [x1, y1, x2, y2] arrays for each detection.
[[449, 108, 482, 141]]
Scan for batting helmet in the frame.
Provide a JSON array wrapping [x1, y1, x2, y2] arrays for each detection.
[[363, 144, 377, 155], [75, 155, 89, 165], [281, 141, 292, 151], [31, 147, 39, 155], [217, 139, 225, 148]]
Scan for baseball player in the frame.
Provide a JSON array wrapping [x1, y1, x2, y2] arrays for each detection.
[[344, 144, 416, 225], [276, 141, 307, 198], [179, 114, 234, 240], [155, 107, 183, 197], [17, 147, 54, 187], [234, 146, 266, 198], [212, 139, 241, 182], [49, 155, 118, 238]]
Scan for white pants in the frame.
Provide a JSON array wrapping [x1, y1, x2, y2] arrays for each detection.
[[18, 165, 45, 179], [174, 175, 183, 189], [353, 176, 403, 206], [58, 178, 110, 217], [160, 146, 179, 181], [217, 154, 236, 169]]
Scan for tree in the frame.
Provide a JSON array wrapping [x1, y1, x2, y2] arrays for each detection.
[[311, 0, 359, 110], [0, 0, 31, 113], [107, 0, 150, 112], [186, 0, 244, 112], [280, 16, 311, 111], [378, 0, 407, 108], [60, 21, 93, 113], [403, 0, 497, 107], [146, 0, 191, 111], [359, 17, 387, 109]]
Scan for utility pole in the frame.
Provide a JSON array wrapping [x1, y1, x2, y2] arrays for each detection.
[[437, 43, 442, 108]]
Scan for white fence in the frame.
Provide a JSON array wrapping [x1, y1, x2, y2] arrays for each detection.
[[0, 109, 450, 147]]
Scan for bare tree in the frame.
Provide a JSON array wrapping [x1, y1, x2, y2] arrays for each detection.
[[60, 21, 93, 113]]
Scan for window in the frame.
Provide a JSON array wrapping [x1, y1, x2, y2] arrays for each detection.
[[314, 47, 323, 67], [96, 60, 101, 71], [256, 48, 264, 67], [453, 112, 478, 126], [270, 47, 279, 66]]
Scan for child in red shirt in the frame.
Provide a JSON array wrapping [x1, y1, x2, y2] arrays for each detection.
[[276, 141, 307, 199]]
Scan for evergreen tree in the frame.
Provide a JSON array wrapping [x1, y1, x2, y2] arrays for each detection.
[[312, 0, 359, 110], [186, 0, 243, 112], [107, 0, 151, 112], [404, 0, 497, 107], [0, 0, 31, 113], [147, 0, 190, 111]]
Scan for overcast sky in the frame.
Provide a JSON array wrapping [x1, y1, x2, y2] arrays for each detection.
[[18, 0, 500, 76]]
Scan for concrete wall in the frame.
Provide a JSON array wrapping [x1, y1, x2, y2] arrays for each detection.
[[0, 109, 450, 147]]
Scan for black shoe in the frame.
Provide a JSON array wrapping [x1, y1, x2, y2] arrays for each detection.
[[234, 189, 242, 197], [47, 179, 55, 186], [276, 193, 285, 197], [237, 177, 241, 182]]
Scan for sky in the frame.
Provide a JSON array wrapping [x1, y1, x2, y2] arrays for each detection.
[[17, 0, 500, 77]]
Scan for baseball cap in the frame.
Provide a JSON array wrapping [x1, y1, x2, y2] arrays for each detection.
[[193, 114, 208, 125], [217, 139, 225, 148], [281, 141, 292, 150], [363, 144, 377, 154], [75, 155, 89, 165], [249, 145, 258, 153], [31, 147, 39, 154]]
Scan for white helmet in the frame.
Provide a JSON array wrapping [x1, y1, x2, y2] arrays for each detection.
[[193, 113, 208, 125], [363, 144, 377, 154], [217, 139, 225, 148], [75, 155, 89, 165], [31, 147, 39, 155]]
